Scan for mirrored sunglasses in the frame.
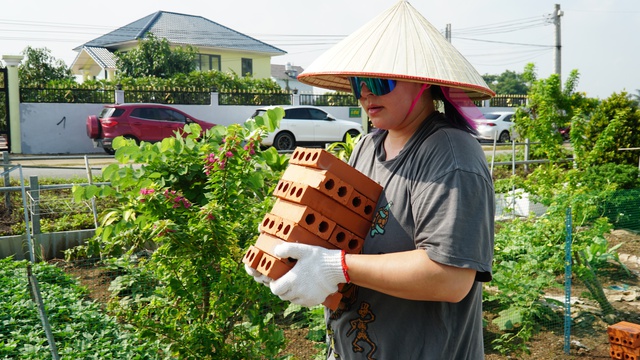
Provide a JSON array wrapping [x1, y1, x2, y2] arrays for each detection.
[[348, 77, 397, 99]]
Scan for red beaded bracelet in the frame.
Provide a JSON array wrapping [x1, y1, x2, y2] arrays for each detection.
[[341, 250, 351, 284]]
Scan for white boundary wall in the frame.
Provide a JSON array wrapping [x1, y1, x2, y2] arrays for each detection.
[[19, 100, 360, 154]]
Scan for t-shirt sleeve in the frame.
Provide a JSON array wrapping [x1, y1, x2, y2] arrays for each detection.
[[412, 168, 494, 281]]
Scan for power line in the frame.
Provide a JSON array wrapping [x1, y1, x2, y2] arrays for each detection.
[[454, 36, 554, 48]]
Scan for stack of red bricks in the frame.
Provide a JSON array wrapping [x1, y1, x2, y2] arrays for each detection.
[[608, 321, 640, 360], [243, 147, 382, 309]]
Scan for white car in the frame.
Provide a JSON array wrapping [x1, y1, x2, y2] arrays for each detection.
[[248, 106, 363, 151], [473, 111, 516, 143]]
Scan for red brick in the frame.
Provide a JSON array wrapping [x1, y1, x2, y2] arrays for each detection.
[[608, 321, 640, 348], [242, 245, 264, 269], [261, 213, 339, 250], [323, 293, 343, 310], [329, 225, 364, 254], [281, 164, 354, 205], [270, 198, 336, 239], [254, 232, 287, 255], [256, 252, 294, 280], [273, 179, 371, 237], [611, 344, 624, 359], [290, 147, 382, 202], [347, 189, 378, 221]]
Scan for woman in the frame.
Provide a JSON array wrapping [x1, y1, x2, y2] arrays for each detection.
[[248, 1, 495, 358]]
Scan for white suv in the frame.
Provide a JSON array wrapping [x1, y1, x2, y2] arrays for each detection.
[[248, 106, 363, 151], [473, 111, 516, 143]]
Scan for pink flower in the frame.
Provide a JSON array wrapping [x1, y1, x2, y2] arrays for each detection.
[[140, 188, 155, 195], [225, 151, 233, 158]]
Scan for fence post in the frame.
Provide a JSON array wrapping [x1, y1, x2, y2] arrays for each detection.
[[564, 206, 572, 354], [210, 87, 219, 107], [292, 89, 300, 106], [29, 175, 42, 260], [524, 138, 530, 173], [115, 83, 124, 104], [2, 151, 9, 210]]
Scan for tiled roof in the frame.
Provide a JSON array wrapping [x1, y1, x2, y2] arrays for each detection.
[[74, 11, 286, 55], [83, 46, 117, 68]]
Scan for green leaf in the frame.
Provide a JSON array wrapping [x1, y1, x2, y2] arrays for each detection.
[[72, 184, 85, 202], [494, 308, 524, 331]]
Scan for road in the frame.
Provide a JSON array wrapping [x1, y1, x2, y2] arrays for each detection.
[[2, 156, 117, 180]]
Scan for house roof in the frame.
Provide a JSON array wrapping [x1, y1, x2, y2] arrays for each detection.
[[271, 64, 305, 80], [74, 11, 287, 56], [82, 46, 117, 68]]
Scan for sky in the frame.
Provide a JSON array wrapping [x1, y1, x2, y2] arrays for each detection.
[[0, 0, 638, 99]]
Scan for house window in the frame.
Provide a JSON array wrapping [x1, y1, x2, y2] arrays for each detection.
[[196, 54, 221, 72], [241, 58, 253, 77]]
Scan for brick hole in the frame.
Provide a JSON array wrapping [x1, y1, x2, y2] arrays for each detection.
[[288, 185, 297, 196], [262, 259, 272, 271], [244, 250, 254, 261], [364, 205, 374, 215], [305, 214, 316, 225], [292, 149, 301, 160], [334, 232, 346, 243], [282, 224, 291, 235], [348, 239, 359, 250], [304, 152, 312, 161], [311, 153, 319, 162], [318, 221, 329, 233], [260, 257, 267, 267], [295, 187, 303, 198], [324, 179, 335, 190], [277, 181, 285, 192], [624, 339, 629, 345], [262, 217, 270, 228], [352, 196, 362, 208], [268, 219, 276, 229], [337, 186, 348, 197], [282, 182, 290, 193]]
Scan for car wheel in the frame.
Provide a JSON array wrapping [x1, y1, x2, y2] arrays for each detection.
[[344, 130, 361, 142], [103, 147, 115, 155], [498, 131, 510, 143], [273, 132, 296, 151], [123, 135, 140, 145]]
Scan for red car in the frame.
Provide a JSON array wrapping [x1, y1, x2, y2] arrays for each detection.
[[86, 103, 216, 154]]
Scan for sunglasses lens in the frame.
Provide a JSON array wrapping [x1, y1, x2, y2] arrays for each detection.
[[349, 77, 396, 99]]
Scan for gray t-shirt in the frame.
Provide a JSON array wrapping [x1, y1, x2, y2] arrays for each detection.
[[326, 112, 495, 360]]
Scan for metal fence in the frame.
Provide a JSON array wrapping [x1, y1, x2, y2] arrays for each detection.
[[20, 87, 115, 104]]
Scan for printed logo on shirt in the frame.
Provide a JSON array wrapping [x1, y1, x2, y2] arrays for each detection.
[[370, 202, 392, 237], [346, 302, 378, 359]]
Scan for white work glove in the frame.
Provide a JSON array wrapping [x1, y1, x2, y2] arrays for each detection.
[[245, 264, 272, 286], [269, 243, 346, 307]]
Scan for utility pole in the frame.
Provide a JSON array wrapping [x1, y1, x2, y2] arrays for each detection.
[[553, 4, 564, 81], [445, 24, 451, 43]]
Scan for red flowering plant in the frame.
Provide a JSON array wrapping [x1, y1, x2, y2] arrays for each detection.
[[70, 107, 292, 359]]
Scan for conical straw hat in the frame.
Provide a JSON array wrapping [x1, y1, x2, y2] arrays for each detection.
[[297, 0, 495, 100]]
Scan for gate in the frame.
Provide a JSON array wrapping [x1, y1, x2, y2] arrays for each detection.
[[0, 68, 9, 151]]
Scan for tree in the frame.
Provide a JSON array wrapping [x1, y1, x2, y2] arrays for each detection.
[[115, 33, 197, 78], [18, 46, 74, 86], [573, 92, 640, 167], [482, 69, 530, 95], [513, 64, 594, 162]]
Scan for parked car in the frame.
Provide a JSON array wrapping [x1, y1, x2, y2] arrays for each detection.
[[473, 111, 516, 143], [247, 105, 363, 151], [86, 104, 216, 154]]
